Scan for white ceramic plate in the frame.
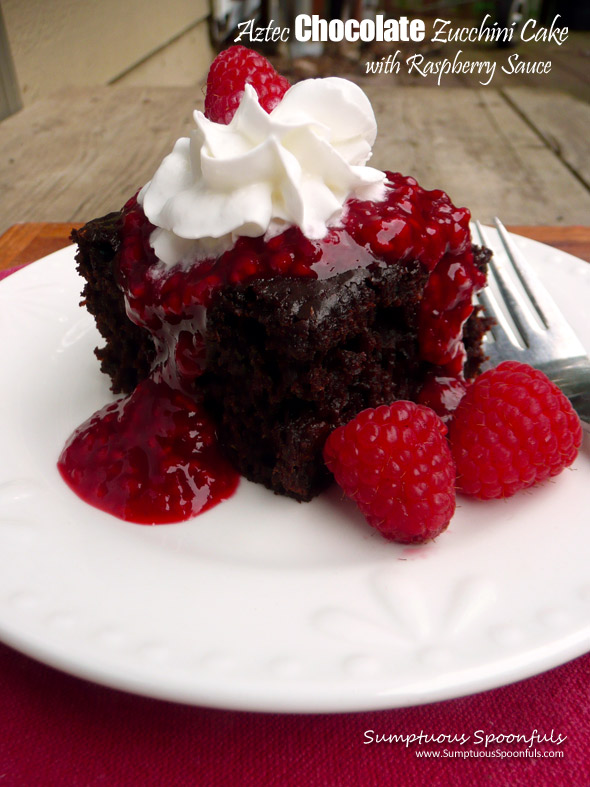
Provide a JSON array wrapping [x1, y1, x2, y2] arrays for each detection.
[[0, 232, 589, 713]]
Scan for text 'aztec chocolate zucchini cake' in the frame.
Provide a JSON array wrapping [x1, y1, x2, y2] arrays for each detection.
[[59, 45, 491, 528]]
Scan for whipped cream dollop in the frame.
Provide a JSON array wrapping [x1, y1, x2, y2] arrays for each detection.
[[138, 77, 386, 267]]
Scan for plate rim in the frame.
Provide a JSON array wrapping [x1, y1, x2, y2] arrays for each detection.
[[0, 233, 588, 713]]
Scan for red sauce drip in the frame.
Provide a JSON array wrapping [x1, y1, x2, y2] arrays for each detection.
[[417, 374, 468, 423], [60, 171, 484, 522], [58, 379, 239, 524], [419, 252, 486, 375]]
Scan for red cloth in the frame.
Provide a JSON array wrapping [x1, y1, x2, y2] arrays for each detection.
[[0, 266, 21, 282], [0, 641, 588, 786], [1, 263, 588, 786]]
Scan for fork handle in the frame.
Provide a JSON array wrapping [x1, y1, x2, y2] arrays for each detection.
[[541, 358, 590, 433]]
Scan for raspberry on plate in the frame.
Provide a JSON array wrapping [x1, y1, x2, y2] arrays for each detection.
[[323, 402, 456, 544], [448, 360, 583, 500], [204, 45, 290, 124]]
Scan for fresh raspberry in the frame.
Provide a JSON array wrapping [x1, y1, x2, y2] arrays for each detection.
[[204, 45, 290, 124], [448, 361, 582, 499], [323, 402, 456, 544]]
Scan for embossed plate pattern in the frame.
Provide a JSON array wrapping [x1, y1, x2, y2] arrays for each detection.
[[0, 234, 589, 712]]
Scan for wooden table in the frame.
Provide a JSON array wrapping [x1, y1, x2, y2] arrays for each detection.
[[1, 223, 589, 273], [0, 85, 589, 237]]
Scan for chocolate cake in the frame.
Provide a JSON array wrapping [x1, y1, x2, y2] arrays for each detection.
[[203, 253, 490, 500], [72, 209, 490, 502], [60, 50, 492, 525], [72, 213, 155, 394]]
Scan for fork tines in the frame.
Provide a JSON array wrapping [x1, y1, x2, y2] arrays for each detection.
[[474, 218, 587, 367]]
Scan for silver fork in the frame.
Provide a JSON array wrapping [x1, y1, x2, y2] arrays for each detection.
[[473, 218, 590, 432]]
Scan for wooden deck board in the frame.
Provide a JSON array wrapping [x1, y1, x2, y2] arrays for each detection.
[[0, 86, 203, 235], [364, 85, 590, 224], [501, 87, 590, 191], [357, 31, 590, 103], [0, 84, 589, 235]]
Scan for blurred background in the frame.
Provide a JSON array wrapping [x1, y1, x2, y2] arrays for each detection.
[[0, 0, 589, 229], [2, 0, 589, 110]]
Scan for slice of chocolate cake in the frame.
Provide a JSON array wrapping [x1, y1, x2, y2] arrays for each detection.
[[61, 50, 492, 527], [71, 208, 490, 502]]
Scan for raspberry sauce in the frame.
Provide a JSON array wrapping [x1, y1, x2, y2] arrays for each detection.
[[59, 171, 484, 523], [417, 374, 468, 423], [58, 379, 239, 524], [117, 172, 482, 388]]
